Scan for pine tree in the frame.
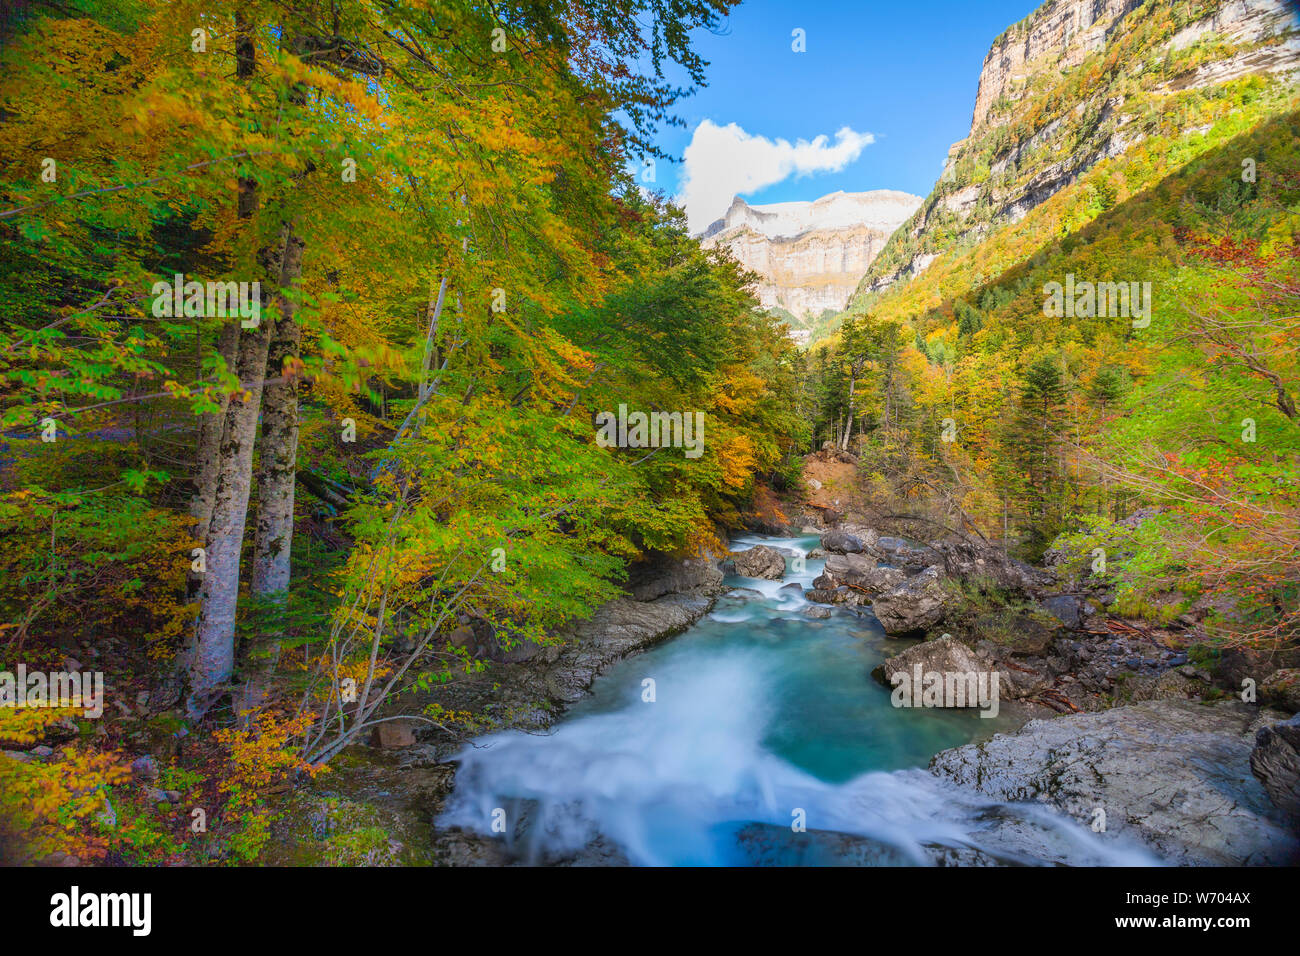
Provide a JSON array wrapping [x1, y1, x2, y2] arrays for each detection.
[[1007, 355, 1068, 553]]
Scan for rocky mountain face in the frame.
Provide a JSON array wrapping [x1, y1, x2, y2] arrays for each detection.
[[851, 0, 1300, 303], [699, 191, 921, 331]]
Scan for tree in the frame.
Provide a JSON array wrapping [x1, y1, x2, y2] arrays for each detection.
[[1007, 355, 1068, 552]]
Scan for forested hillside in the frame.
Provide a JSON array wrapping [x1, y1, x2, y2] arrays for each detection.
[[0, 0, 810, 864], [805, 0, 1298, 646]]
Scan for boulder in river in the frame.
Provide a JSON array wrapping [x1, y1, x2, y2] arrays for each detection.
[[815, 553, 907, 597], [820, 529, 876, 555], [870, 635, 988, 695], [870, 566, 950, 634], [871, 634, 1047, 702], [729, 545, 786, 580], [824, 551, 875, 574], [930, 699, 1300, 865]]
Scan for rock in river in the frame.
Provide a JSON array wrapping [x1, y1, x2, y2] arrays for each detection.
[[820, 529, 878, 555], [870, 566, 949, 634], [729, 544, 786, 580], [817, 553, 907, 596], [870, 635, 987, 695]]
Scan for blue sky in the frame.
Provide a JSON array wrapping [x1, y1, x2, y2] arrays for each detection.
[[646, 0, 1042, 231]]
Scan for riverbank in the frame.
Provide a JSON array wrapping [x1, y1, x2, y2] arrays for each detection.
[[262, 548, 733, 865]]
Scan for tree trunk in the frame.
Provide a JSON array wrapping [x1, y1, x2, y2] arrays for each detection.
[[170, 320, 240, 695], [841, 372, 856, 451], [186, 226, 291, 718], [238, 228, 306, 718]]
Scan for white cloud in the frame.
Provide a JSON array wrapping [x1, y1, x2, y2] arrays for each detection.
[[677, 120, 876, 234]]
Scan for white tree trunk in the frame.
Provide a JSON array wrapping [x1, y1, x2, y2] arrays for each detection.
[[169, 321, 241, 699], [238, 230, 306, 717], [841, 373, 856, 451]]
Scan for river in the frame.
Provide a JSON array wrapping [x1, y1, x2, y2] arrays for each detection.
[[438, 535, 1157, 865]]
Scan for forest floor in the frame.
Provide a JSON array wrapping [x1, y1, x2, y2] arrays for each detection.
[[800, 447, 866, 516]]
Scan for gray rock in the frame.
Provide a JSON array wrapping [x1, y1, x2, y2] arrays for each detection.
[[986, 655, 1054, 699], [865, 566, 908, 593], [871, 635, 989, 697], [824, 551, 875, 574], [96, 796, 116, 829], [930, 700, 1300, 865], [541, 592, 717, 705], [872, 537, 937, 570], [871, 567, 950, 634], [820, 530, 868, 554], [626, 552, 725, 601], [873, 635, 1044, 701], [1251, 713, 1300, 818], [730, 545, 786, 580], [930, 539, 1052, 596], [803, 605, 833, 620], [1040, 594, 1088, 630], [821, 552, 904, 595]]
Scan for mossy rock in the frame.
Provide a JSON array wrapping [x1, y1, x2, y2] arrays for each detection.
[[968, 608, 1060, 657], [261, 792, 436, 866]]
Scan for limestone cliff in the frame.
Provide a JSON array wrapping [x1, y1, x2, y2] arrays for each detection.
[[699, 191, 921, 332], [851, 0, 1300, 305]]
